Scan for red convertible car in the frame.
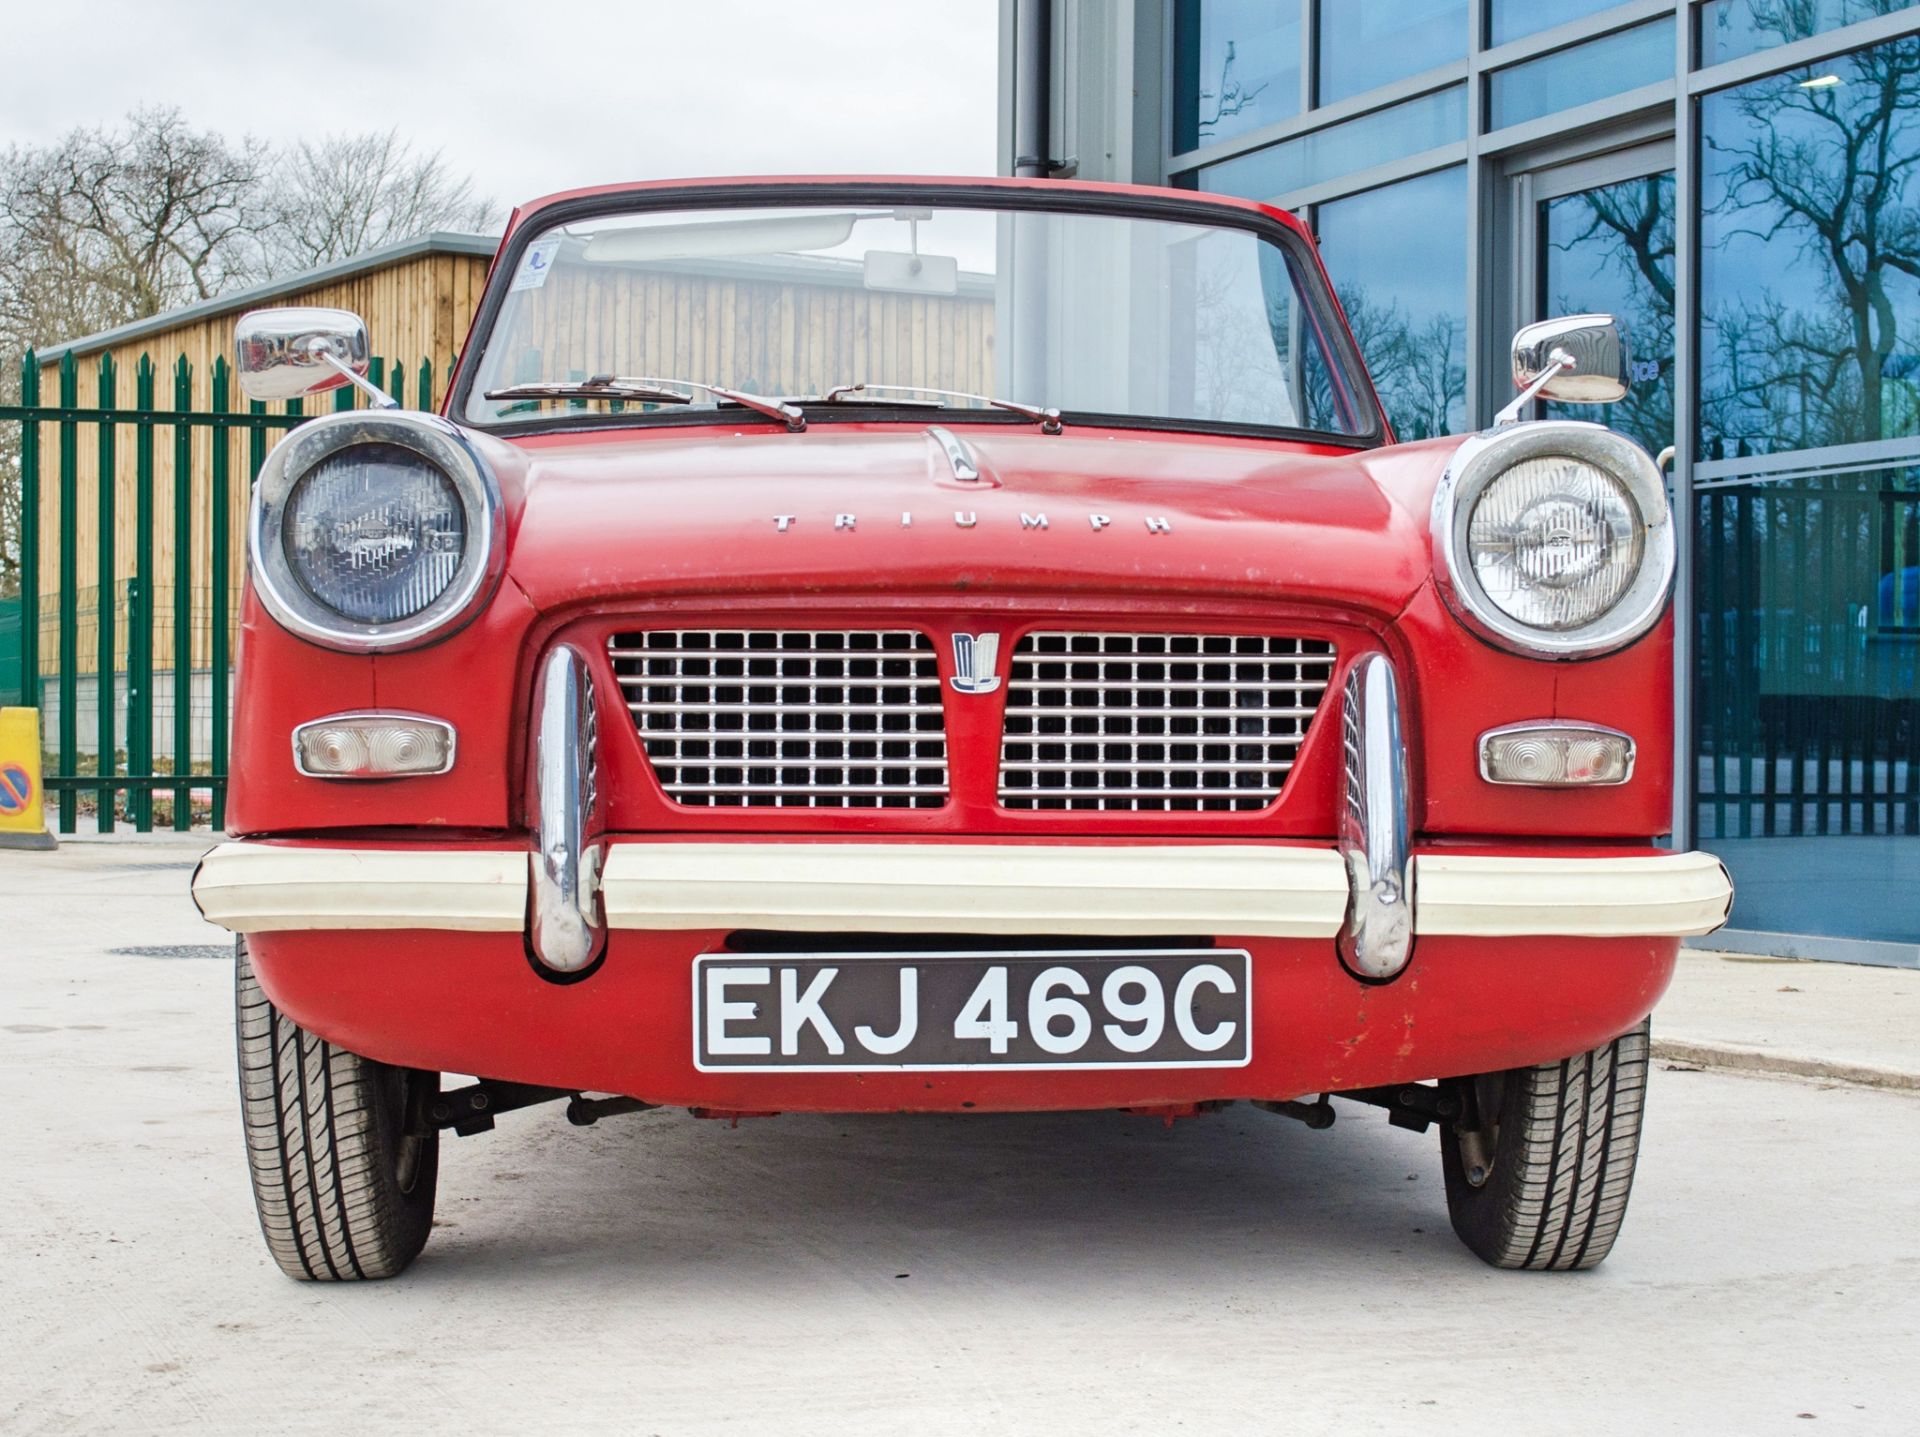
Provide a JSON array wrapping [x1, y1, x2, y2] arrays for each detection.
[[192, 176, 1731, 1280]]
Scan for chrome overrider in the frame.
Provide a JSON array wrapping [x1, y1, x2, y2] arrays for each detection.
[[1337, 653, 1414, 981], [529, 645, 605, 974]]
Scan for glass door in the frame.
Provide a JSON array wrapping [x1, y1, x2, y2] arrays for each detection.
[[1501, 140, 1676, 455]]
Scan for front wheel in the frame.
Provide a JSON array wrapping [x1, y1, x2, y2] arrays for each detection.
[[1441, 1019, 1650, 1271], [235, 938, 439, 1280]]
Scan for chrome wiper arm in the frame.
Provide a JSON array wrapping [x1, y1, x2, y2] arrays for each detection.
[[485, 374, 697, 405], [700, 382, 808, 432], [484, 374, 806, 431], [817, 382, 1062, 434]]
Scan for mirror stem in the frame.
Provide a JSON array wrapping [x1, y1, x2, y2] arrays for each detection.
[[1491, 347, 1574, 429], [316, 348, 400, 411]]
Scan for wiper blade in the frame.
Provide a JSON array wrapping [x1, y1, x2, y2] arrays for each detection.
[[484, 374, 807, 431], [817, 382, 1062, 434], [795, 390, 947, 409], [485, 375, 695, 405]]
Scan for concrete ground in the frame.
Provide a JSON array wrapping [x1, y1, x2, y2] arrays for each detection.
[[1663, 948, 1920, 1087], [3, 834, 1917, 1435]]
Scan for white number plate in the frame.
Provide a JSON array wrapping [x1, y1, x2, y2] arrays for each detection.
[[692, 948, 1251, 1072]]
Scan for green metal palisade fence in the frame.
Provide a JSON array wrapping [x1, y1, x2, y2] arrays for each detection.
[[2, 351, 449, 832]]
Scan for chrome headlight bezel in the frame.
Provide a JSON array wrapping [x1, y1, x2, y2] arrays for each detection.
[[1431, 420, 1674, 660], [249, 410, 504, 653]]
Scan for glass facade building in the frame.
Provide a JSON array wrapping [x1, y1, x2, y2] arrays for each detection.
[[1004, 0, 1920, 963]]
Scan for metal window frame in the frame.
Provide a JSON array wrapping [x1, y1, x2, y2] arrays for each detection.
[[1695, 437, 1920, 488], [1059, 0, 1920, 961], [1147, 0, 1920, 198], [1689, 0, 1920, 94]]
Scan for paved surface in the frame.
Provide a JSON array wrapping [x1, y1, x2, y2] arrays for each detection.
[[1662, 949, 1920, 1087], [4, 834, 1918, 1435]]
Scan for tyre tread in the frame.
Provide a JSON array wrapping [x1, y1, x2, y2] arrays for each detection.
[[1444, 1019, 1650, 1271], [233, 939, 435, 1281]]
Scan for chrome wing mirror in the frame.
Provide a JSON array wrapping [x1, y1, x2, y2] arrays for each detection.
[[1493, 314, 1629, 427], [234, 307, 394, 409]]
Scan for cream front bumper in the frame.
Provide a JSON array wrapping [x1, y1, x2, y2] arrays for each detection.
[[191, 840, 1734, 941]]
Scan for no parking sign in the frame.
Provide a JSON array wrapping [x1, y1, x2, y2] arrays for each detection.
[[0, 708, 56, 850]]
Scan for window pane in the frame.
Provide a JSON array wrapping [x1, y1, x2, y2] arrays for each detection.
[[1195, 86, 1466, 200], [1699, 0, 1920, 67], [1172, 0, 1302, 153], [464, 203, 1372, 437], [1692, 467, 1920, 944], [1315, 168, 1469, 439], [1700, 33, 1920, 457], [1315, 0, 1467, 106], [1487, 16, 1675, 129], [1541, 172, 1676, 456], [1490, 0, 1628, 48]]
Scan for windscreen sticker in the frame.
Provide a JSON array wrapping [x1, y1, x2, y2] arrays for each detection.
[[510, 237, 560, 292]]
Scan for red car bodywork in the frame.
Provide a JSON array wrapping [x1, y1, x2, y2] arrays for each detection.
[[226, 177, 1686, 1113]]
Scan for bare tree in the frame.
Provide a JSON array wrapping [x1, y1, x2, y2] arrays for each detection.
[[1702, 7, 1920, 452], [1197, 42, 1271, 142], [0, 106, 269, 337], [1546, 173, 1677, 456], [266, 130, 495, 272], [0, 107, 270, 594], [0, 111, 495, 595], [1330, 284, 1467, 441]]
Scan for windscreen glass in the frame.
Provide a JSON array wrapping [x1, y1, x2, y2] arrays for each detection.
[[461, 201, 1373, 437]]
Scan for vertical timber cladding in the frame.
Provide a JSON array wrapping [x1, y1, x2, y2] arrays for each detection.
[[507, 257, 997, 398], [14, 235, 998, 830], [18, 240, 491, 830]]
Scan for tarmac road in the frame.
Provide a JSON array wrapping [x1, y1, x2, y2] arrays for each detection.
[[3, 835, 1917, 1435]]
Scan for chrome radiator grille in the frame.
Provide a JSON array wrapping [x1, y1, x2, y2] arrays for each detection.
[[607, 630, 949, 808], [997, 632, 1337, 811]]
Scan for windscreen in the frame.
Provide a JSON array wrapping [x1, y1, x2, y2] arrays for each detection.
[[461, 199, 1372, 437]]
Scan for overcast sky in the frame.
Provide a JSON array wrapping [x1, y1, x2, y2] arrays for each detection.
[[1, 0, 1001, 227]]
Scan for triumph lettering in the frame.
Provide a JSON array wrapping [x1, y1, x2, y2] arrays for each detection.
[[765, 510, 1181, 534]]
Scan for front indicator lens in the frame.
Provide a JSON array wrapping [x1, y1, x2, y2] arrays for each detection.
[[1480, 723, 1634, 787], [284, 443, 466, 623], [294, 714, 456, 778], [1466, 456, 1643, 631]]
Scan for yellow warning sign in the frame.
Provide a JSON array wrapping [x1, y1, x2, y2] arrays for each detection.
[[0, 707, 56, 850]]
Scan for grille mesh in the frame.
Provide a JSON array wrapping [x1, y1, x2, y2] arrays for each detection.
[[997, 632, 1337, 811], [608, 630, 949, 808]]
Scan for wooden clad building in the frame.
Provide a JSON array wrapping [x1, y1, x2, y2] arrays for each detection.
[[22, 228, 1000, 790], [22, 233, 497, 764], [36, 232, 498, 398], [29, 234, 496, 680]]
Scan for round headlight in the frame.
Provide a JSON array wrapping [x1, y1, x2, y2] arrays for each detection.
[[1465, 455, 1644, 631], [1433, 421, 1673, 658], [284, 444, 467, 623], [249, 411, 503, 652]]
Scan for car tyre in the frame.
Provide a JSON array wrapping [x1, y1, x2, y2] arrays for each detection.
[[1441, 1018, 1650, 1271], [235, 937, 439, 1280]]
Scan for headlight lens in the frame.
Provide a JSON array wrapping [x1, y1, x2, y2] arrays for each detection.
[[1465, 456, 1644, 631], [283, 443, 466, 623], [1432, 421, 1674, 659]]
